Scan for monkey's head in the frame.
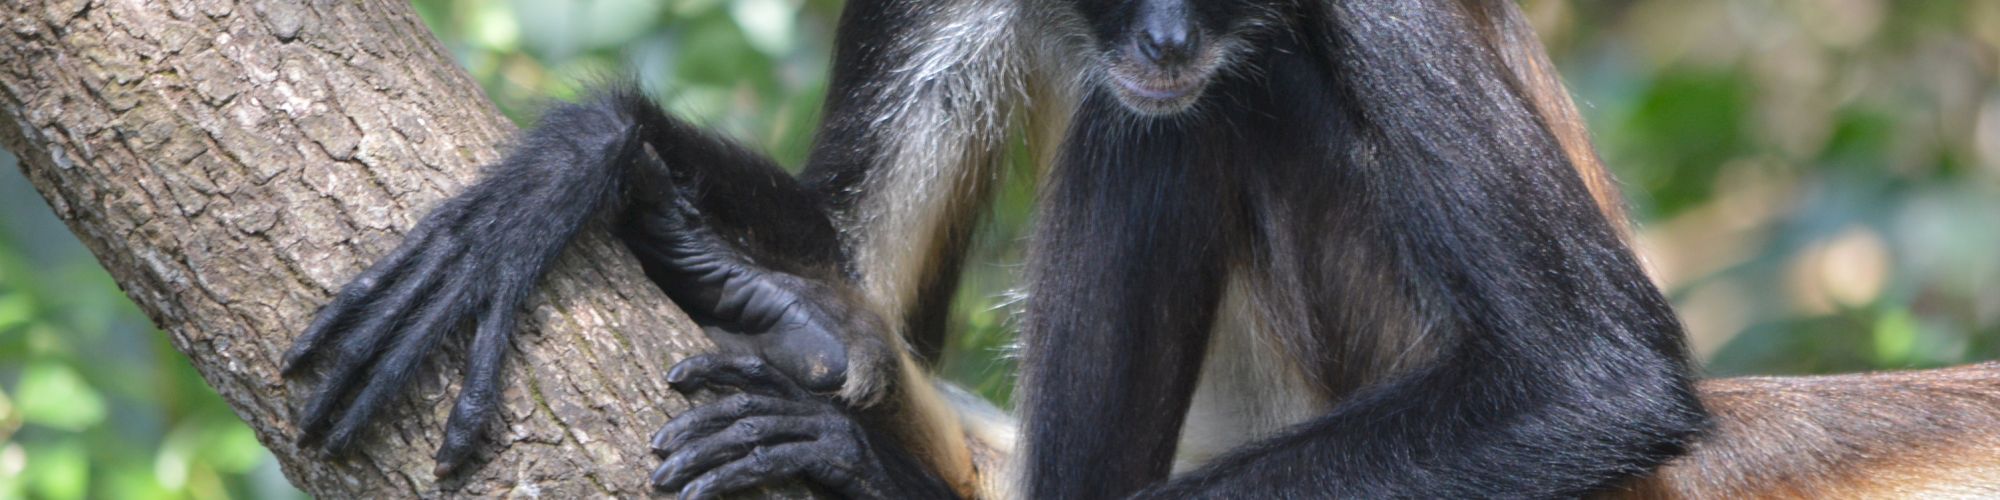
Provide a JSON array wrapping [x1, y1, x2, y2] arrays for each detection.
[[1069, 0, 1269, 116]]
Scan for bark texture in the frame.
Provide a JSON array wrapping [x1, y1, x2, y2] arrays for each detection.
[[0, 0, 747, 496]]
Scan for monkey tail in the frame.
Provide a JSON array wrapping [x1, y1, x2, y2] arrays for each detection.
[[1603, 362, 2000, 499]]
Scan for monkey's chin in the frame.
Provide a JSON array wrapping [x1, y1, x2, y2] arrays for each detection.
[[1110, 75, 1205, 116]]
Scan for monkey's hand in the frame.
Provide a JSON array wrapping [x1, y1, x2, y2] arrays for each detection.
[[282, 109, 640, 476], [620, 161, 897, 407], [650, 354, 958, 499], [628, 167, 950, 498], [280, 191, 541, 476]]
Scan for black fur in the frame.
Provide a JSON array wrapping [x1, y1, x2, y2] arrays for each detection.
[[288, 0, 1708, 497], [1024, 1, 1705, 497]]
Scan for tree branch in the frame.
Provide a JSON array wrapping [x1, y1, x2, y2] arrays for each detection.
[[0, 0, 752, 496]]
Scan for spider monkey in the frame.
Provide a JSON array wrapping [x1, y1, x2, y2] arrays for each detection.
[[285, 0, 2000, 498]]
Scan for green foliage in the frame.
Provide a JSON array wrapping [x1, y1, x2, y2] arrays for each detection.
[[1611, 71, 1753, 218], [14, 363, 106, 432], [0, 1, 1995, 496]]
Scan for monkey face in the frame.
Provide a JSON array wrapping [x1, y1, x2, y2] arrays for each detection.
[[1067, 0, 1270, 116]]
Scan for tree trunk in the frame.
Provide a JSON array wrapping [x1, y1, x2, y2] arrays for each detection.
[[0, 0, 757, 497]]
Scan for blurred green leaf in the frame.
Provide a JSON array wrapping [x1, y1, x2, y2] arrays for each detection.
[[584, 0, 670, 51], [104, 463, 171, 500], [471, 1, 521, 51], [0, 295, 32, 333], [25, 441, 87, 500], [14, 362, 105, 431], [187, 420, 266, 475], [1616, 71, 1752, 217], [1872, 308, 1918, 365], [0, 385, 14, 423], [0, 444, 24, 498], [730, 0, 799, 56], [675, 13, 768, 87]]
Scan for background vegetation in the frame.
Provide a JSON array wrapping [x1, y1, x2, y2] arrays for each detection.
[[0, 0, 1994, 497]]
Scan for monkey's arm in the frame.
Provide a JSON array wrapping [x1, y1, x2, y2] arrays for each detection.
[[1013, 103, 1236, 499], [731, 0, 1034, 493], [1136, 350, 1702, 498], [282, 87, 840, 475], [1135, 3, 1705, 496], [794, 0, 1028, 366], [560, 0, 1040, 492]]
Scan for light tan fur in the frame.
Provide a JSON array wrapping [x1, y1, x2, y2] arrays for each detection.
[[1604, 364, 2000, 499], [833, 0, 1037, 495], [1173, 274, 1333, 473]]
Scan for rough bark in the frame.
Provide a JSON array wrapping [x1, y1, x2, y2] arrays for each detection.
[[0, 0, 757, 497]]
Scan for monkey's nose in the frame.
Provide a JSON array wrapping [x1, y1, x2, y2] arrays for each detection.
[[1136, 20, 1199, 67]]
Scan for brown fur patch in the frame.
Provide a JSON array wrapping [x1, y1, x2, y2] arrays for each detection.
[[1603, 363, 2000, 499]]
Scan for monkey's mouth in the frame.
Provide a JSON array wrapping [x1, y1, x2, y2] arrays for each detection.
[[1107, 70, 1212, 115], [1103, 38, 1232, 116], [1117, 75, 1201, 100]]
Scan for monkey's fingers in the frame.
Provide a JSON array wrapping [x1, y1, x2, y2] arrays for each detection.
[[318, 258, 479, 455], [626, 143, 727, 261], [664, 437, 890, 500], [667, 354, 813, 400], [651, 413, 833, 494], [283, 226, 439, 376], [433, 284, 528, 478], [651, 394, 822, 455], [286, 198, 477, 375], [651, 395, 952, 500], [295, 246, 463, 449]]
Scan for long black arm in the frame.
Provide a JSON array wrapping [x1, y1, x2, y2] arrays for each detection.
[[1014, 91, 1238, 499], [283, 86, 857, 475], [1138, 1, 1706, 496]]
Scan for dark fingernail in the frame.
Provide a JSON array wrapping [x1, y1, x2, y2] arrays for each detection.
[[651, 464, 674, 489], [652, 431, 679, 454], [667, 363, 689, 385], [682, 483, 710, 500], [653, 458, 693, 490]]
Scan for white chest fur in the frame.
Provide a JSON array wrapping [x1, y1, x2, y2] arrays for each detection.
[[1172, 274, 1329, 474]]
